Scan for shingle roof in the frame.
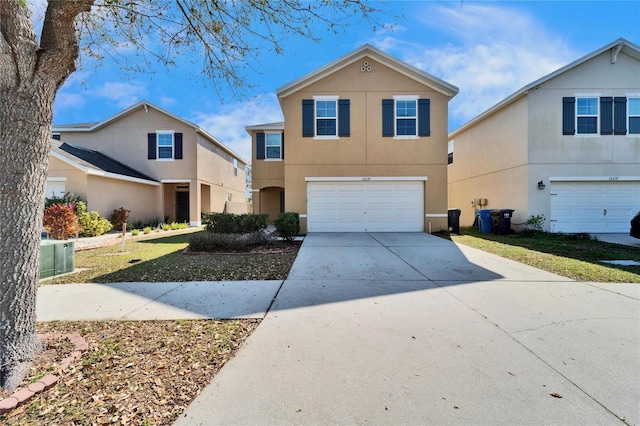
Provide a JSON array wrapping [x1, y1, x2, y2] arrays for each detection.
[[54, 141, 157, 183]]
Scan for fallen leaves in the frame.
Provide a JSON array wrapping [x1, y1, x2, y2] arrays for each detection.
[[1, 319, 260, 425]]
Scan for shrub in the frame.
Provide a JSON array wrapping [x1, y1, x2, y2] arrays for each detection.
[[44, 192, 83, 209], [78, 210, 113, 237], [143, 227, 151, 234], [202, 213, 268, 234], [43, 204, 81, 240], [524, 214, 546, 232], [274, 212, 300, 241], [131, 229, 140, 236], [162, 223, 171, 231], [128, 219, 144, 230], [147, 217, 161, 228], [188, 231, 270, 252], [110, 207, 130, 229]]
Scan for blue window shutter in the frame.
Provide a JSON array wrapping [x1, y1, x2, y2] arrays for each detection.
[[418, 98, 431, 137], [338, 99, 350, 137], [281, 132, 284, 159], [600, 97, 613, 135], [147, 133, 156, 159], [302, 99, 314, 137], [382, 99, 394, 137], [256, 132, 265, 160], [562, 97, 575, 135], [174, 133, 183, 159], [614, 97, 627, 135]]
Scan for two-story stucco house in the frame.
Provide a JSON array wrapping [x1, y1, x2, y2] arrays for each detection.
[[448, 38, 640, 233], [247, 44, 458, 234], [49, 101, 248, 226]]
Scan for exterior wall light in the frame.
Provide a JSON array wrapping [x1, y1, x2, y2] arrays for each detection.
[[537, 180, 546, 190]]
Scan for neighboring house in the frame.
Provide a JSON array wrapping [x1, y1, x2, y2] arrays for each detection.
[[246, 44, 458, 233], [50, 101, 248, 225], [448, 38, 640, 233]]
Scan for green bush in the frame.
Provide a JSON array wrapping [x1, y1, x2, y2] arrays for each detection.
[[44, 192, 84, 209], [202, 213, 268, 234], [171, 221, 188, 230], [162, 224, 171, 231], [274, 212, 300, 241], [188, 231, 270, 252], [143, 227, 151, 234], [131, 229, 140, 236], [77, 201, 113, 237]]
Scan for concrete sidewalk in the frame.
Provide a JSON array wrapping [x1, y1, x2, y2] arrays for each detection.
[[175, 233, 640, 425]]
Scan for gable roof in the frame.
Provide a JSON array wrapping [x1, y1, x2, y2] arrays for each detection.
[[276, 43, 459, 101], [244, 122, 285, 133], [53, 101, 248, 165], [450, 38, 640, 139], [50, 140, 159, 186]]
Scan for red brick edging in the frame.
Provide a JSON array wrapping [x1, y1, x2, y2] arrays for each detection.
[[0, 332, 88, 415]]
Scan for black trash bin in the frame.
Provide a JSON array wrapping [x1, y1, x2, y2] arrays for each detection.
[[491, 209, 515, 235], [448, 209, 461, 234]]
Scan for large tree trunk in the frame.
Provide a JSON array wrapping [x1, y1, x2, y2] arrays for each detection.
[[0, 0, 93, 391]]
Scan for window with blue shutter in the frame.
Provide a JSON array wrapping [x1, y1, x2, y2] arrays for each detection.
[[265, 133, 282, 159], [600, 97, 613, 135], [256, 132, 265, 160], [281, 132, 285, 159], [615, 97, 630, 135], [338, 99, 350, 137], [418, 99, 431, 137], [302, 100, 314, 137], [576, 97, 598, 134], [382, 99, 394, 137], [562, 97, 575, 135]]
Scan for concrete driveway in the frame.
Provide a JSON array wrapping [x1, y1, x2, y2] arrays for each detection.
[[176, 233, 640, 425]]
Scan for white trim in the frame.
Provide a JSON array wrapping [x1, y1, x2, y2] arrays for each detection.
[[161, 179, 191, 183], [393, 94, 419, 100], [313, 95, 339, 101], [549, 176, 640, 182], [313, 97, 339, 138], [265, 132, 283, 160], [393, 96, 418, 137], [305, 176, 428, 182], [575, 95, 600, 136], [189, 220, 201, 227], [298, 214, 307, 218], [627, 96, 640, 137], [425, 214, 447, 218], [47, 177, 67, 182], [251, 189, 261, 193]]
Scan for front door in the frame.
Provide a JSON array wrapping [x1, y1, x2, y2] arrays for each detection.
[[176, 191, 190, 223]]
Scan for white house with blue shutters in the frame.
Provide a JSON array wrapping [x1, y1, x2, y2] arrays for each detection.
[[448, 38, 640, 233]]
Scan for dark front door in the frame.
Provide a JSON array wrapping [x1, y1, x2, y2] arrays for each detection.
[[176, 191, 190, 223]]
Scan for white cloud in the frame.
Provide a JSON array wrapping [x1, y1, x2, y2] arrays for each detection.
[[191, 93, 283, 162], [54, 92, 85, 111], [160, 96, 176, 108], [92, 81, 148, 108], [369, 3, 577, 129]]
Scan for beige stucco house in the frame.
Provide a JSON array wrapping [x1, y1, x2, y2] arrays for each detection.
[[247, 44, 458, 234], [49, 101, 248, 225], [448, 38, 640, 233]]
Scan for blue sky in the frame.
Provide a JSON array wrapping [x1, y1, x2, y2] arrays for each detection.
[[44, 1, 640, 162]]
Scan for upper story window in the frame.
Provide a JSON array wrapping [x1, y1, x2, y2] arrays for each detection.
[[157, 131, 174, 159], [256, 132, 284, 161], [302, 97, 350, 138], [233, 158, 238, 176], [266, 133, 282, 159], [629, 97, 640, 134], [576, 97, 598, 134], [395, 97, 418, 137], [382, 96, 430, 138], [447, 140, 454, 165]]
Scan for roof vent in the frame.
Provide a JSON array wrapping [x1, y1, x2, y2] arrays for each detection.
[[360, 61, 372, 72]]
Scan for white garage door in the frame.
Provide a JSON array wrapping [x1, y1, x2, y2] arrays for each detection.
[[45, 180, 66, 199], [550, 181, 640, 233], [307, 181, 424, 232]]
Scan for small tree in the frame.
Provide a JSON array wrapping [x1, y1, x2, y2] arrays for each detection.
[[43, 204, 81, 240]]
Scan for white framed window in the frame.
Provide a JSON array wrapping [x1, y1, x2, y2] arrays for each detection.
[[394, 95, 418, 138], [265, 132, 282, 159], [447, 140, 454, 165], [628, 97, 640, 134], [157, 131, 174, 159], [576, 97, 598, 134], [314, 96, 338, 138], [233, 158, 238, 176]]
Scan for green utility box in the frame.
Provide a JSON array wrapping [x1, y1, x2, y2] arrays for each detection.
[[40, 240, 75, 279]]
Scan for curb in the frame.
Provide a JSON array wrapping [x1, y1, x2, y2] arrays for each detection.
[[0, 333, 89, 415]]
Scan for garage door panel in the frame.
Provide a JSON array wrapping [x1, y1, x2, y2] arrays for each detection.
[[307, 181, 424, 232], [550, 182, 640, 233]]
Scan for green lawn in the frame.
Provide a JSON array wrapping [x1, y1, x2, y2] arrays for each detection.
[[450, 228, 640, 283], [42, 232, 299, 285]]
